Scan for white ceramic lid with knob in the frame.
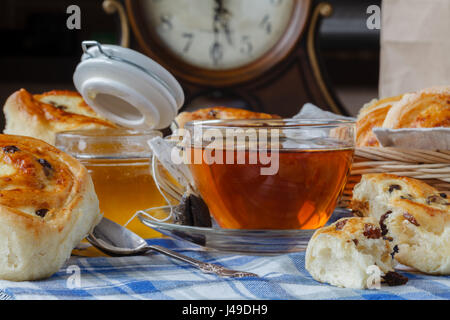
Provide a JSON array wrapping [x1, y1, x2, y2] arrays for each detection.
[[73, 41, 184, 130]]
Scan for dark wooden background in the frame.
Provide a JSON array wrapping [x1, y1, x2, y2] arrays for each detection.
[[0, 0, 380, 129]]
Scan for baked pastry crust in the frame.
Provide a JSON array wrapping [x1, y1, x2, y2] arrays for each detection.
[[306, 217, 396, 289], [382, 86, 450, 129], [171, 106, 281, 130], [352, 173, 450, 275], [3, 89, 117, 145], [356, 95, 403, 147], [351, 173, 440, 220], [380, 198, 450, 275], [0, 134, 101, 281]]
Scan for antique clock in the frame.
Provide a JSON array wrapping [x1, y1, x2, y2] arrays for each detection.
[[103, 0, 346, 116]]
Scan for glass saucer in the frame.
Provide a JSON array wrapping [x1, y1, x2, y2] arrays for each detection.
[[138, 206, 352, 254]]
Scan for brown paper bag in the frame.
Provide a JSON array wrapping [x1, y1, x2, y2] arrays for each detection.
[[379, 0, 450, 98]]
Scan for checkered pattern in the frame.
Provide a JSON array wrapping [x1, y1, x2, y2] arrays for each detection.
[[1, 238, 449, 300]]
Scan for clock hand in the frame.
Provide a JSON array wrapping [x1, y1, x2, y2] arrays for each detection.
[[212, 0, 221, 39], [220, 17, 233, 46], [213, 0, 233, 46], [211, 0, 221, 65], [210, 0, 232, 66]]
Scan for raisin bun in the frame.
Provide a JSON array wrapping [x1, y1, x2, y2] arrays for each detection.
[[0, 134, 101, 281], [171, 106, 281, 130], [3, 89, 117, 145], [356, 95, 403, 147], [305, 217, 403, 289], [379, 199, 450, 275], [351, 173, 441, 220], [352, 173, 450, 274], [382, 85, 450, 129]]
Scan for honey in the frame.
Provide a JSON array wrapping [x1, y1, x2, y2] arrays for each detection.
[[55, 129, 165, 241], [82, 158, 166, 238]]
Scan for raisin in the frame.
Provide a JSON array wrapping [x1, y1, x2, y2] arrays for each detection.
[[391, 245, 399, 259], [37, 158, 53, 176], [352, 239, 359, 246], [2, 145, 20, 153], [379, 211, 392, 236], [388, 184, 401, 193], [403, 212, 420, 226], [363, 223, 382, 239], [382, 271, 408, 286], [400, 193, 414, 200], [400, 194, 414, 200], [48, 101, 67, 111], [335, 219, 348, 231], [35, 209, 49, 218], [440, 193, 447, 199], [208, 110, 218, 118], [426, 195, 440, 205]]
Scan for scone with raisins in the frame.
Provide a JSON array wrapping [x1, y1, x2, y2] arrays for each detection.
[[352, 173, 450, 275], [305, 217, 405, 289], [0, 134, 101, 281]]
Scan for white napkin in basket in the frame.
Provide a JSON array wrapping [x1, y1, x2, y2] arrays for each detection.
[[295, 103, 450, 150], [373, 127, 450, 150], [293, 103, 356, 121]]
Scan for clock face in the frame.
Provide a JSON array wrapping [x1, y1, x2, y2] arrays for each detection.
[[143, 0, 295, 70]]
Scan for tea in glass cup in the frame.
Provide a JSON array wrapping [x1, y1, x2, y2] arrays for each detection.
[[183, 119, 355, 230]]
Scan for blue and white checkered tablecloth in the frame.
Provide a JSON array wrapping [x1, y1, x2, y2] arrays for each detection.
[[0, 238, 449, 300]]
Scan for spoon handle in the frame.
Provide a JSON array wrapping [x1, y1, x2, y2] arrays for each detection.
[[147, 245, 258, 278]]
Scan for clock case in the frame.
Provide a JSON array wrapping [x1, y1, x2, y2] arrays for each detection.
[[103, 0, 346, 117]]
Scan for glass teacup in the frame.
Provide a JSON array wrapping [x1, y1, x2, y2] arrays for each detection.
[[181, 119, 355, 230]]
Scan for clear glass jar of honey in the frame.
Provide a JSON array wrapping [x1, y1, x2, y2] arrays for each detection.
[[55, 129, 166, 239], [63, 41, 184, 254]]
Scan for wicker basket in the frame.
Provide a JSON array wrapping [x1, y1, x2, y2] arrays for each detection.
[[338, 147, 450, 207]]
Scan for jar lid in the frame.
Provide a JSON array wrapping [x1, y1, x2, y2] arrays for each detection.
[[73, 41, 184, 130]]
